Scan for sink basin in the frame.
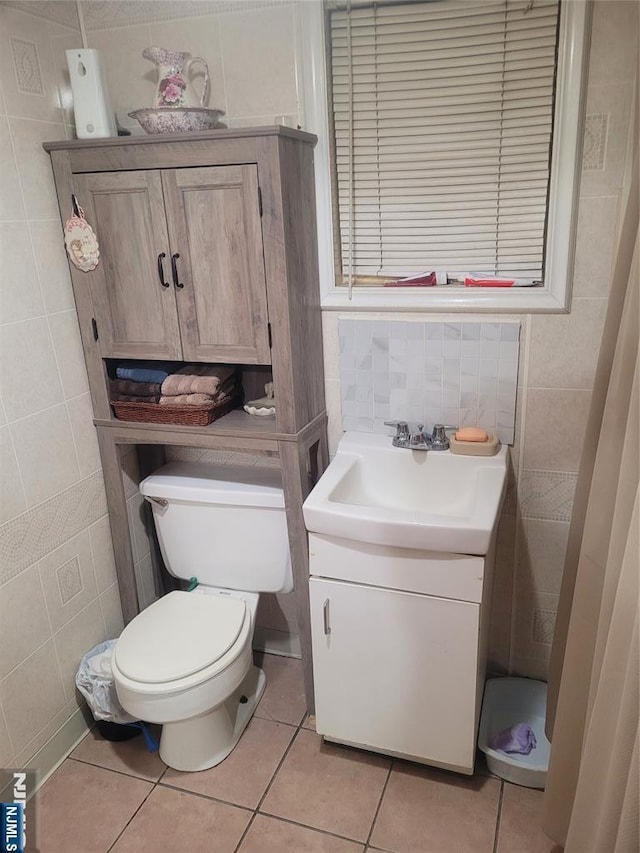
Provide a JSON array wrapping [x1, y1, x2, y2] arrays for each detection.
[[303, 432, 508, 555]]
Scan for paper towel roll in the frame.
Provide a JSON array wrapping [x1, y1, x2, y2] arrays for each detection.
[[66, 48, 117, 139]]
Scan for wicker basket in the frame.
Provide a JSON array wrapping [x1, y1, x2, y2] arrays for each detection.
[[111, 395, 236, 426]]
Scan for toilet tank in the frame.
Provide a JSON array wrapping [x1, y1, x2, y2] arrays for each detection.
[[139, 462, 292, 593]]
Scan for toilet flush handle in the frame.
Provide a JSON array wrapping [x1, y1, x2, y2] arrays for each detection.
[[144, 495, 168, 509]]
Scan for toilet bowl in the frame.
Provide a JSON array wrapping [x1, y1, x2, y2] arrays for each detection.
[[112, 462, 292, 772], [112, 588, 264, 771]]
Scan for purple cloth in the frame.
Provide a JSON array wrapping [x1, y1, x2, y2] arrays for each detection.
[[490, 723, 537, 755]]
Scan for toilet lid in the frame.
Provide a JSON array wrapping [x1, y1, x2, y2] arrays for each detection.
[[114, 591, 247, 683]]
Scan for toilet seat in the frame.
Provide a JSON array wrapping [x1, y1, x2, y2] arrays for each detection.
[[114, 591, 247, 684]]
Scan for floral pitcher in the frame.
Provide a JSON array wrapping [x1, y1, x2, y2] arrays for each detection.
[[143, 47, 209, 109]]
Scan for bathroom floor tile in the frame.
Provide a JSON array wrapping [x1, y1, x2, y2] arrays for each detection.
[[38, 759, 153, 853], [70, 726, 166, 782], [370, 762, 501, 853], [254, 651, 307, 726], [110, 784, 251, 852], [162, 716, 295, 809], [238, 813, 365, 852], [261, 728, 391, 842], [496, 783, 559, 853]]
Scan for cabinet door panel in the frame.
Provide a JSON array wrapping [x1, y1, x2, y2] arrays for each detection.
[[74, 171, 182, 359], [162, 166, 270, 364], [310, 578, 479, 771]]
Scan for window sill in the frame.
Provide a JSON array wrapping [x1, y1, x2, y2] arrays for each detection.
[[320, 286, 570, 314]]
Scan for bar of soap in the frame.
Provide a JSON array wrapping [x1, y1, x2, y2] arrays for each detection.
[[450, 432, 500, 456], [455, 427, 489, 442]]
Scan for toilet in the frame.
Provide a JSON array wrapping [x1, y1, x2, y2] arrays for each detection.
[[111, 461, 293, 772]]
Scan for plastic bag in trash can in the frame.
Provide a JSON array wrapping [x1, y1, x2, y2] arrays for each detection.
[[75, 640, 137, 724]]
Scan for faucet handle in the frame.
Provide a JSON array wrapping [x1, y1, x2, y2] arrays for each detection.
[[384, 420, 411, 447], [430, 424, 457, 448], [384, 420, 409, 437], [431, 423, 457, 433]]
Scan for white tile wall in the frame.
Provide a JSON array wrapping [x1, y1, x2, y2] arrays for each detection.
[[10, 404, 81, 506], [339, 320, 520, 444], [0, 565, 50, 681], [84, 1, 301, 133], [0, 3, 115, 770], [0, 640, 67, 756], [38, 532, 99, 632]]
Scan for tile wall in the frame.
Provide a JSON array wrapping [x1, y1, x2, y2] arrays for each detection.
[[338, 320, 520, 444], [81, 0, 301, 134], [0, 2, 122, 771]]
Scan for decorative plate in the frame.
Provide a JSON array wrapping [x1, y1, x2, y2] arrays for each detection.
[[243, 404, 276, 417], [64, 214, 99, 272]]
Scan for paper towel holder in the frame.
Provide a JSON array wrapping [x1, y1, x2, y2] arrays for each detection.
[[66, 48, 117, 139]]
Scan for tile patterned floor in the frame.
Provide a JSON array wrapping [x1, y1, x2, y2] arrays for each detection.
[[37, 653, 561, 853]]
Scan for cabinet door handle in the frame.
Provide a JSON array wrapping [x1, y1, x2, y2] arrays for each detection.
[[323, 598, 331, 635], [157, 253, 169, 287], [171, 253, 184, 289]]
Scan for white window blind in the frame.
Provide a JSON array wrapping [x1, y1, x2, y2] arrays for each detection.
[[330, 0, 560, 285]]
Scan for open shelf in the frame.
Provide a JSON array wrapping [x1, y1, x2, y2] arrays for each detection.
[[98, 406, 284, 440]]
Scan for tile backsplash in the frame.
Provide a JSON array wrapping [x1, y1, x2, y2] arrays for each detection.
[[339, 320, 520, 444]]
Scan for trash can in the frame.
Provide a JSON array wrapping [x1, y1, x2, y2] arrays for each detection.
[[75, 640, 147, 744]]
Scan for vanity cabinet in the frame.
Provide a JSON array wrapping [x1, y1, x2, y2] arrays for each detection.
[[44, 128, 328, 709], [75, 164, 269, 364], [308, 533, 495, 773]]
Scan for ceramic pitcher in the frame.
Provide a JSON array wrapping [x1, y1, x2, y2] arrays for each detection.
[[143, 47, 209, 108]]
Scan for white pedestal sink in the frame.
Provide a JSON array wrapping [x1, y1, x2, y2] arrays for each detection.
[[303, 431, 509, 774]]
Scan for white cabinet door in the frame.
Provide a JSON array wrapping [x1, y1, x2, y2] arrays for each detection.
[[310, 577, 480, 771]]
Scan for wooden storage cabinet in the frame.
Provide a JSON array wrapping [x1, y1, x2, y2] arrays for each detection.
[[45, 128, 328, 709], [75, 164, 269, 364]]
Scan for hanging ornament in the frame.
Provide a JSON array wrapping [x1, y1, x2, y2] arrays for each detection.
[[64, 194, 100, 272]]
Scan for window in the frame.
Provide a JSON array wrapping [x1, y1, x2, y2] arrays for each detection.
[[297, 0, 590, 310]]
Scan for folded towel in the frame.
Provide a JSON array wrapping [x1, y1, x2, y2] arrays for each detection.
[[111, 393, 160, 403], [490, 723, 537, 755], [109, 378, 161, 397], [159, 393, 220, 407], [116, 361, 179, 384], [161, 365, 235, 397]]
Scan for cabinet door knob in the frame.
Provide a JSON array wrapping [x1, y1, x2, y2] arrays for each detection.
[[323, 598, 331, 635], [171, 253, 184, 289], [157, 252, 169, 287]]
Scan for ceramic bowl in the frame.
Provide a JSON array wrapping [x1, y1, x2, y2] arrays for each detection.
[[129, 108, 225, 134]]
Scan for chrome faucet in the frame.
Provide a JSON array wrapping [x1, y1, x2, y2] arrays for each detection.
[[385, 421, 457, 451]]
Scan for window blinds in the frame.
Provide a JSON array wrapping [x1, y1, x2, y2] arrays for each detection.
[[329, 0, 560, 285]]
